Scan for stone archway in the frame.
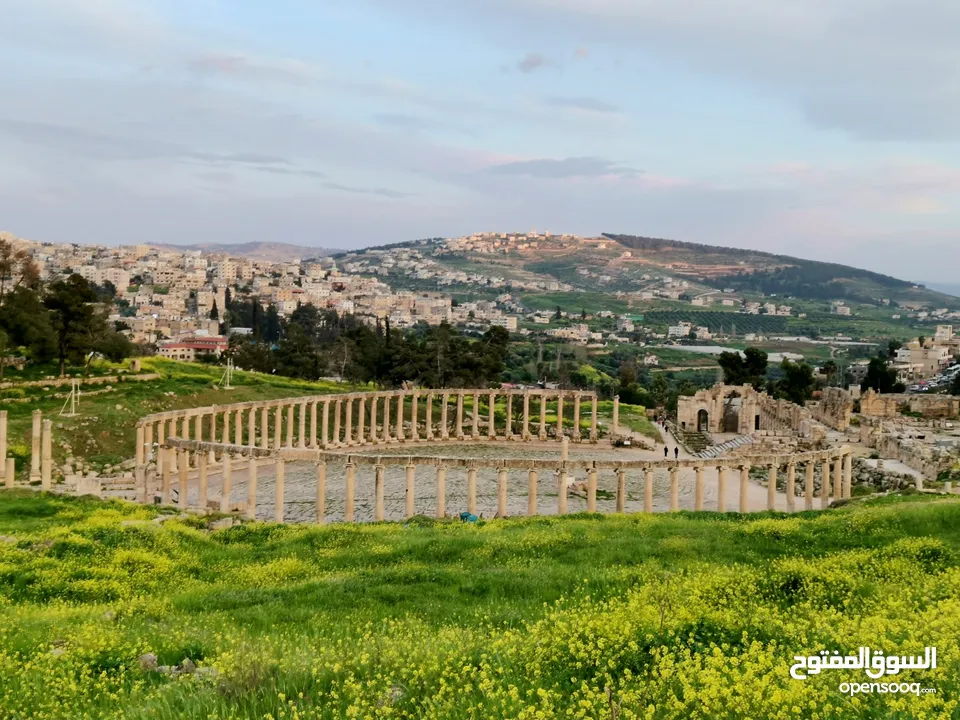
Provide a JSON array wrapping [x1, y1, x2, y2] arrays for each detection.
[[697, 409, 709, 433]]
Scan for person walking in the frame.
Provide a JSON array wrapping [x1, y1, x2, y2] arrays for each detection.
[[664, 446, 669, 458], [674, 446, 679, 460]]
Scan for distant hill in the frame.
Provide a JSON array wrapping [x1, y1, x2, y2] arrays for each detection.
[[601, 233, 957, 308], [152, 242, 341, 261]]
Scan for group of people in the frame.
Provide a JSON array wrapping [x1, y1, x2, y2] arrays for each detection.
[[664, 445, 680, 459]]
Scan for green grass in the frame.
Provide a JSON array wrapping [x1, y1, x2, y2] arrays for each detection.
[[0, 359, 353, 476], [3, 490, 958, 718]]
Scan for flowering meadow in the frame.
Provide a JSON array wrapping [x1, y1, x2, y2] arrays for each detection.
[[0, 490, 958, 719]]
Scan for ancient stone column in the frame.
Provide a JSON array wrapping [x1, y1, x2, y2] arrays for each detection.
[[299, 402, 307, 449], [644, 468, 654, 513], [556, 394, 564, 438], [739, 465, 750, 513], [136, 424, 145, 467], [199, 453, 208, 511], [669, 466, 679, 512], [285, 405, 295, 448], [469, 392, 479, 439], [396, 393, 405, 442], [695, 466, 704, 511], [488, 391, 496, 439], [561, 435, 569, 463], [208, 408, 217, 458], [527, 469, 538, 515], [5, 458, 12, 489], [833, 456, 843, 500], [383, 394, 392, 443], [309, 401, 317, 448], [222, 410, 231, 445], [523, 392, 531, 440], [411, 394, 419, 441], [573, 393, 582, 442], [505, 393, 514, 439], [234, 410, 243, 447], [539, 395, 547, 441], [455, 393, 464, 440], [41, 419, 52, 492], [557, 466, 568, 515], [316, 462, 326, 524], [767, 463, 778, 511], [220, 453, 232, 513], [273, 407, 282, 449], [321, 400, 330, 448], [440, 393, 450, 439], [467, 468, 477, 515], [245, 458, 256, 521], [333, 399, 342, 446], [248, 408, 257, 448], [162, 448, 172, 505], [178, 449, 189, 510], [375, 464, 385, 522], [717, 466, 727, 513], [590, 396, 599, 443], [345, 463, 355, 522], [435, 466, 446, 518], [344, 398, 353, 446], [821, 460, 830, 508], [617, 469, 627, 513], [786, 463, 797, 512], [842, 452, 852, 499], [144, 423, 154, 468], [804, 462, 815, 511], [274, 457, 285, 523], [612, 395, 620, 435], [498, 467, 508, 517], [587, 467, 597, 512], [405, 464, 416, 519], [425, 394, 435, 440], [156, 421, 167, 476], [368, 397, 378, 444], [260, 407, 269, 450], [357, 397, 366, 445]]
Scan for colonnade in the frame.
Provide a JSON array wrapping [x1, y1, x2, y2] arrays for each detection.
[[0, 410, 52, 490], [136, 389, 601, 473], [154, 434, 854, 523]]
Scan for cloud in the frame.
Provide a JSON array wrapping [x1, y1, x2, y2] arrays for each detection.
[[321, 182, 412, 199], [544, 96, 621, 114], [484, 156, 639, 178], [574, 47, 589, 58], [516, 53, 552, 73], [187, 53, 324, 86], [371, 0, 960, 141]]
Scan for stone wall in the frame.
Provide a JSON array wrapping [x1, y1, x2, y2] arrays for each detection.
[[860, 389, 959, 419], [812, 387, 854, 431]]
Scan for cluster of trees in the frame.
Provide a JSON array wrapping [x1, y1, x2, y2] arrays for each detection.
[[0, 241, 134, 377], [227, 305, 510, 388], [717, 348, 817, 405]]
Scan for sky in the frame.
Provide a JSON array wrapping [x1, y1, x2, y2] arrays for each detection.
[[2, 0, 960, 282]]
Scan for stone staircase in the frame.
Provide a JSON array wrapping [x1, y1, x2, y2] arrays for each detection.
[[694, 435, 754, 460], [678, 431, 711, 453]]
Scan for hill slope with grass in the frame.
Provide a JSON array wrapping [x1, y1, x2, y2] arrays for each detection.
[[0, 490, 957, 718], [0, 358, 352, 482]]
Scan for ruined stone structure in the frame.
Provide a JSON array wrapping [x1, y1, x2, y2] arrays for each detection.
[[860, 389, 959, 420], [677, 384, 822, 440], [130, 387, 855, 523], [859, 416, 958, 480], [812, 387, 854, 431]]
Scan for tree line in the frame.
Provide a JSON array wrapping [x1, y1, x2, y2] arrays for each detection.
[[226, 304, 510, 388]]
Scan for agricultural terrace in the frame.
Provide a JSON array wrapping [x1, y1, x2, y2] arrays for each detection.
[[0, 490, 956, 719]]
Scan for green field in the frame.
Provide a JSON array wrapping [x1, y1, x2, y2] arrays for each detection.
[[0, 490, 957, 718]]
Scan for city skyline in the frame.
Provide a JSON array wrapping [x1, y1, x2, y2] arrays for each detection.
[[2, 0, 960, 281]]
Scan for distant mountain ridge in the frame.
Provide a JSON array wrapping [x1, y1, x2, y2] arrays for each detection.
[[152, 241, 341, 260]]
